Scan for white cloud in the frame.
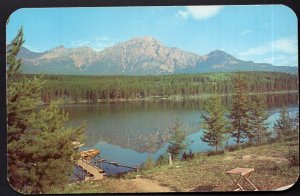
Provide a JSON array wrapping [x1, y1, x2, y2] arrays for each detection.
[[71, 40, 91, 47], [23, 44, 43, 53], [178, 10, 189, 19], [95, 36, 111, 41], [70, 36, 115, 51], [277, 54, 298, 67], [262, 54, 298, 67], [239, 37, 297, 57], [92, 41, 115, 51], [240, 30, 251, 36], [262, 55, 286, 63], [178, 6, 223, 20], [237, 37, 298, 67]]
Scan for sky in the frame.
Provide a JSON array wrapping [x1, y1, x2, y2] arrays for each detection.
[[6, 5, 298, 67]]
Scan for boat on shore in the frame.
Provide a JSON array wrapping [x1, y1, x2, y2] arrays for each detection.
[[80, 149, 100, 159]]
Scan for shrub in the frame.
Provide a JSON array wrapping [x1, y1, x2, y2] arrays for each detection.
[[182, 151, 188, 161], [227, 145, 238, 152], [286, 147, 299, 166], [241, 142, 253, 148], [156, 154, 168, 166], [207, 149, 224, 156], [189, 149, 195, 159], [143, 156, 155, 170], [226, 142, 253, 151], [266, 137, 278, 144], [181, 149, 195, 161]]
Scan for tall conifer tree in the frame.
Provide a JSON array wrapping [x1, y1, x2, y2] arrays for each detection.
[[273, 106, 293, 137], [201, 94, 228, 151], [227, 72, 250, 146], [167, 122, 187, 160], [292, 112, 299, 133], [7, 28, 85, 193], [248, 95, 270, 143]]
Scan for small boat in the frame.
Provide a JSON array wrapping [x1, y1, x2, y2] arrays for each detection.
[[80, 149, 100, 159], [72, 141, 84, 149]]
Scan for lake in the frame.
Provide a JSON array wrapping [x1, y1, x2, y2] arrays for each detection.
[[63, 93, 298, 173]]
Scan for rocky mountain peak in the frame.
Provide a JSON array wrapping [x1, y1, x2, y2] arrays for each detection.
[[70, 46, 95, 53], [41, 45, 68, 59], [205, 49, 239, 65], [57, 44, 65, 48], [52, 45, 66, 50], [17, 36, 298, 75], [131, 35, 160, 43], [122, 36, 162, 48], [207, 50, 232, 57], [18, 46, 43, 59]]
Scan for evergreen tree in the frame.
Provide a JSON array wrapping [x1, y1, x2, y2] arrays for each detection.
[[7, 28, 85, 193], [6, 27, 24, 78], [143, 155, 155, 169], [248, 95, 270, 143], [7, 28, 45, 173], [29, 72, 298, 103], [274, 106, 293, 138], [201, 94, 228, 151], [167, 122, 187, 160], [292, 112, 299, 132], [7, 27, 40, 193], [227, 72, 250, 146], [23, 103, 85, 193]]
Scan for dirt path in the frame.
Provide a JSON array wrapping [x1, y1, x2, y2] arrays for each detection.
[[112, 178, 174, 193], [223, 154, 289, 163]]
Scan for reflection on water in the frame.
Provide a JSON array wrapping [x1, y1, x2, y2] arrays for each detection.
[[63, 93, 298, 167]]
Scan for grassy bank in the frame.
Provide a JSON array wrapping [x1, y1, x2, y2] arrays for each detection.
[[49, 133, 299, 193], [130, 134, 299, 192]]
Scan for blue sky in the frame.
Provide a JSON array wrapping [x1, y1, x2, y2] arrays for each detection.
[[6, 5, 298, 67]]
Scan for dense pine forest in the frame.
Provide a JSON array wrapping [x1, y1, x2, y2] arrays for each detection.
[[15, 71, 298, 103]]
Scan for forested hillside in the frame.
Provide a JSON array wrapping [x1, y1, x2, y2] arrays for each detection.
[[13, 71, 298, 103]]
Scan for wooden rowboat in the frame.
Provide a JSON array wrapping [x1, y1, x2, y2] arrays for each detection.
[[80, 149, 100, 159]]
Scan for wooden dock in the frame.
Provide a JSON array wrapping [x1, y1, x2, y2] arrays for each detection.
[[76, 159, 104, 181], [107, 161, 137, 170]]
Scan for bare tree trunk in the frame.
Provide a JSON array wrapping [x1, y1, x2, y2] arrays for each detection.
[[168, 153, 173, 166]]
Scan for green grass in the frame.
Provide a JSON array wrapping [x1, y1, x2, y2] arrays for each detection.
[[48, 178, 117, 193], [130, 134, 299, 191]]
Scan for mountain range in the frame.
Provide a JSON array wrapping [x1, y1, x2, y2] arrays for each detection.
[[17, 36, 298, 75]]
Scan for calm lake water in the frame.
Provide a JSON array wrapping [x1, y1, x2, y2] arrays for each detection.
[[63, 93, 299, 172]]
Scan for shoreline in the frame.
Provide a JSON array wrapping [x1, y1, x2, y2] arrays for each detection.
[[39, 90, 299, 105]]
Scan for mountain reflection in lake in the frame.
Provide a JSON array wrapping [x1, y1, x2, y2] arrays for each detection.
[[63, 93, 298, 167]]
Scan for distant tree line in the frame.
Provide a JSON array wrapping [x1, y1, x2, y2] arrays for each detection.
[[11, 72, 298, 103]]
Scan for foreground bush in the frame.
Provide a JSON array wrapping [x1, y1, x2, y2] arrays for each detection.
[[286, 147, 299, 166], [207, 150, 224, 156]]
